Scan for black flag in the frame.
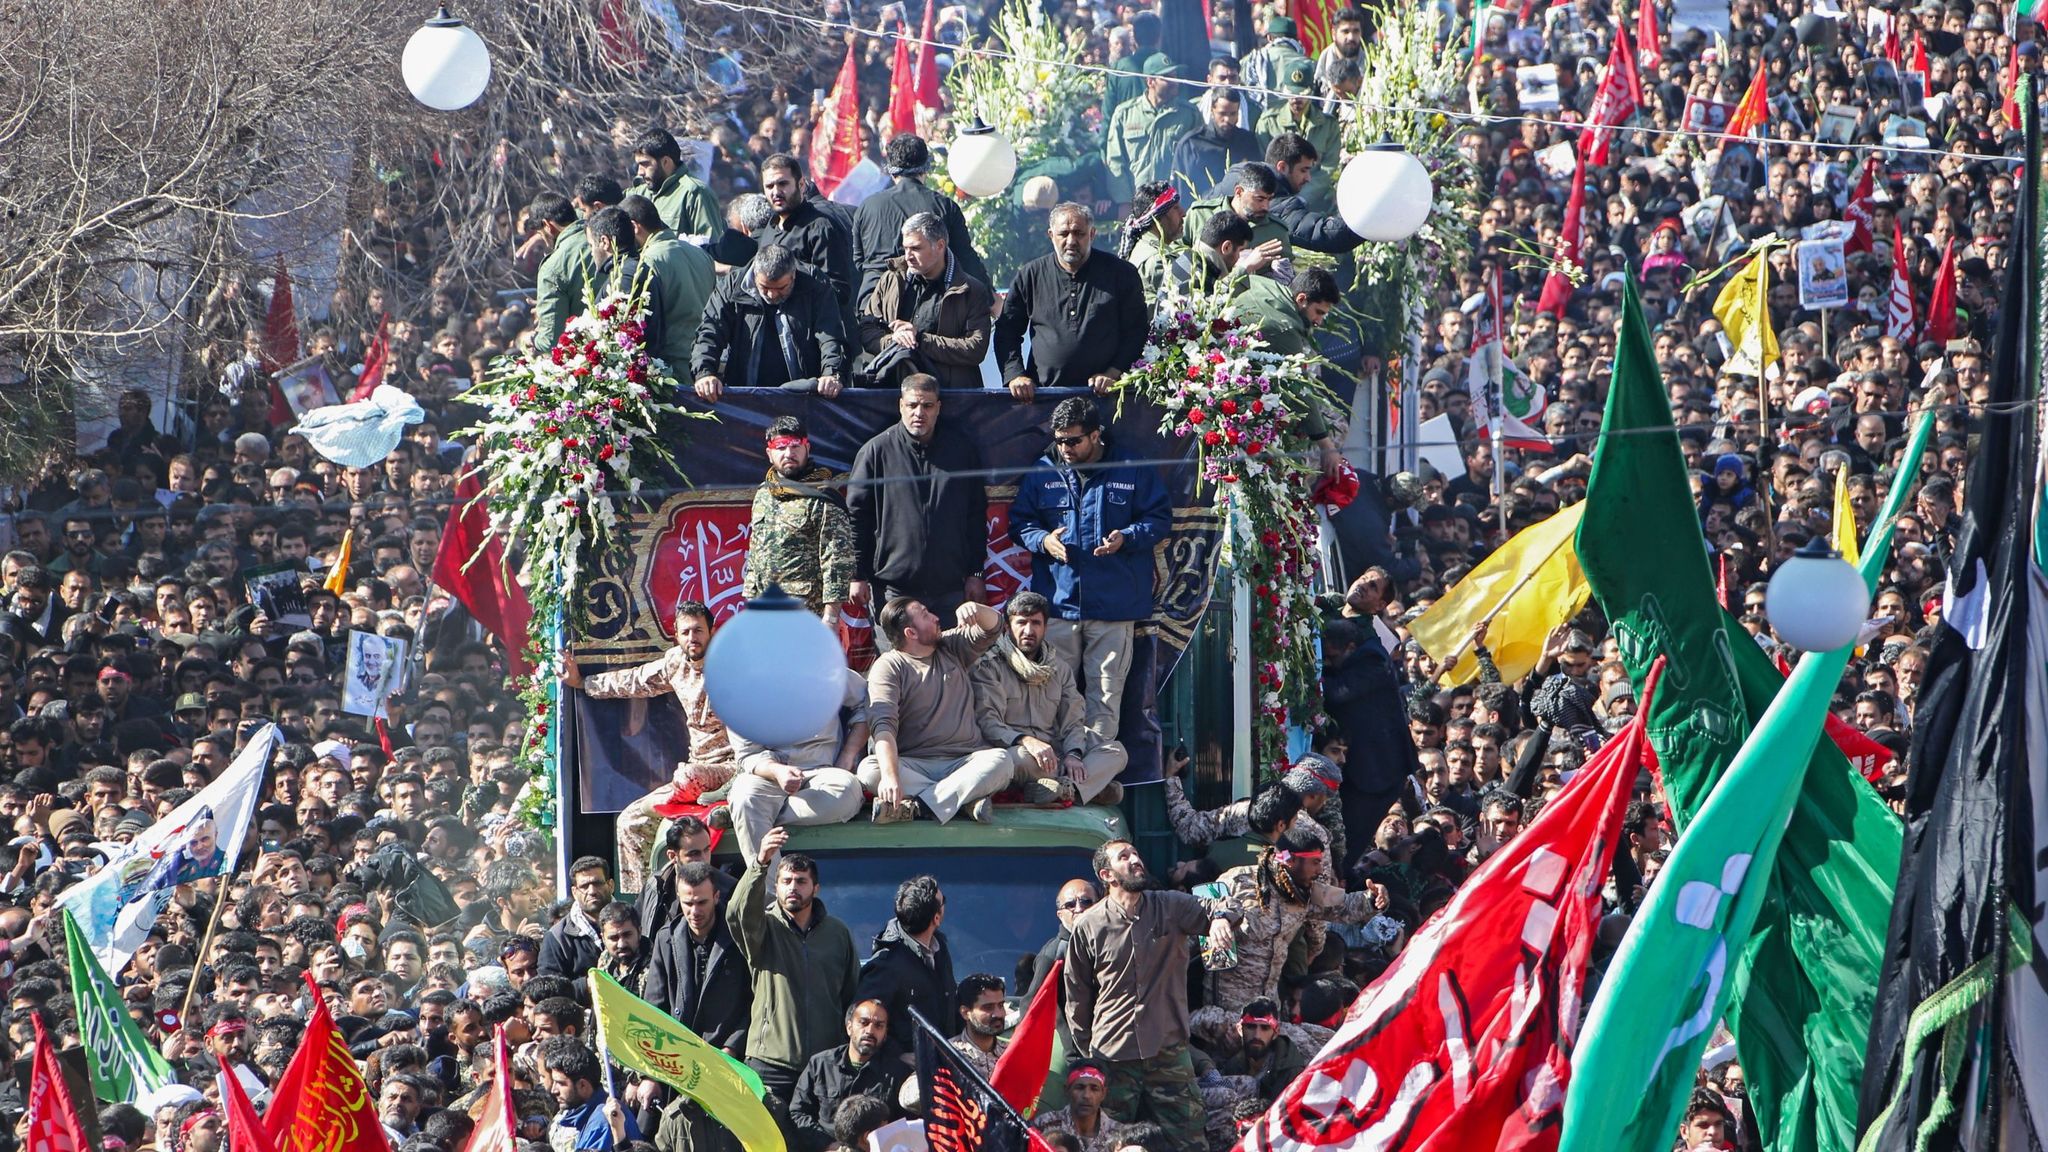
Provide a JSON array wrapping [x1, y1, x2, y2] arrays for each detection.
[[1856, 78, 2042, 1151], [911, 1008, 1035, 1152]]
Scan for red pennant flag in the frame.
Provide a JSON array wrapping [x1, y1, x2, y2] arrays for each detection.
[[886, 28, 918, 139], [1921, 236, 1958, 346], [350, 314, 391, 402], [433, 464, 537, 676], [461, 1027, 519, 1152], [26, 1017, 88, 1152], [1910, 31, 1929, 78], [263, 255, 302, 425], [1538, 141, 1590, 317], [1768, 653, 1899, 783], [1881, 14, 1902, 68], [1886, 220, 1917, 341], [1583, 22, 1642, 166], [2006, 40, 2023, 128], [810, 43, 863, 199], [1842, 157, 1877, 255], [912, 0, 942, 114], [267, 972, 392, 1152], [1725, 66, 1770, 137], [989, 958, 1061, 1116], [1234, 663, 1666, 1152], [220, 1054, 276, 1152], [1636, 0, 1661, 70]]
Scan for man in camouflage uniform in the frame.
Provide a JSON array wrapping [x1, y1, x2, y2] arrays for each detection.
[[742, 415, 855, 626], [1030, 1061, 1125, 1152]]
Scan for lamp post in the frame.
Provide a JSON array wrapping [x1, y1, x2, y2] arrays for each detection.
[[949, 119, 1019, 199], [1764, 538, 1869, 652], [402, 5, 492, 112], [702, 585, 847, 747], [1336, 143, 1435, 243]]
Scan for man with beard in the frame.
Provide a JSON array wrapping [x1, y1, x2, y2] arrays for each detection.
[[564, 601, 734, 893], [993, 205, 1149, 399], [742, 416, 854, 625], [648, 863, 753, 1152], [760, 153, 856, 333], [1184, 162, 1292, 265], [596, 903, 648, 995], [729, 827, 860, 1117], [946, 973, 1010, 1080], [1030, 1061, 1125, 1152], [847, 377, 987, 640], [1218, 997, 1309, 1102], [859, 597, 1009, 825], [538, 856, 613, 981], [972, 592, 1128, 807], [789, 1000, 903, 1152], [1321, 609, 1423, 876], [1064, 840, 1240, 1151]]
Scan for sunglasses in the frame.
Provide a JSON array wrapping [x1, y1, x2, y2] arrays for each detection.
[[1059, 898, 1096, 911], [1052, 433, 1091, 448]]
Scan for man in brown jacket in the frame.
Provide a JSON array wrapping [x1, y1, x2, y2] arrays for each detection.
[[857, 597, 1011, 824], [855, 212, 993, 390], [970, 592, 1127, 807]]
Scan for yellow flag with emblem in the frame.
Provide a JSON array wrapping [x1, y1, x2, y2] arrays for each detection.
[[1832, 464, 1860, 566], [588, 970, 784, 1152], [323, 529, 352, 595], [1410, 503, 1590, 686], [1713, 249, 1779, 377]]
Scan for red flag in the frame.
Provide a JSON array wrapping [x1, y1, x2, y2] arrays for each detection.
[[461, 1027, 518, 1152], [1921, 236, 1957, 346], [1769, 653, 1898, 782], [1910, 31, 1928, 79], [1725, 66, 1770, 137], [911, 0, 942, 113], [989, 959, 1061, 1116], [434, 464, 536, 675], [1538, 141, 1590, 317], [596, 0, 646, 68], [1842, 157, 1877, 255], [1636, 0, 1661, 70], [26, 1017, 88, 1152], [810, 44, 863, 199], [267, 972, 392, 1152], [220, 1054, 276, 1152], [2005, 40, 2023, 128], [350, 314, 390, 402], [1234, 663, 1667, 1152], [1583, 22, 1642, 166], [886, 29, 918, 139], [1880, 14, 1901, 69], [263, 256, 302, 425], [1886, 220, 1917, 341]]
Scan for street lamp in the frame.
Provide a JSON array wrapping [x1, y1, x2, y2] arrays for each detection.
[[1765, 538, 1869, 652], [402, 5, 492, 112], [949, 119, 1018, 199], [1336, 143, 1435, 243], [702, 585, 846, 747]]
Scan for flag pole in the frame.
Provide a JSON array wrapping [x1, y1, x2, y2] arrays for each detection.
[[178, 869, 238, 1029], [1434, 524, 1579, 679]]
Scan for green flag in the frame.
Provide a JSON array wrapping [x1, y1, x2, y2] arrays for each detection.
[[586, 970, 782, 1152], [64, 909, 172, 1102], [1572, 279, 1910, 1152]]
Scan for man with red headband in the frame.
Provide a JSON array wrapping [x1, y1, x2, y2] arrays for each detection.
[[1217, 996, 1308, 1103], [742, 415, 854, 626], [1031, 1059, 1125, 1152]]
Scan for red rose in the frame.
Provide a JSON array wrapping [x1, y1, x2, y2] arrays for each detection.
[[1250, 400, 1263, 415], [1220, 399, 1238, 415], [1225, 429, 1240, 445], [1245, 440, 1264, 454], [610, 397, 625, 409], [598, 444, 615, 460], [570, 472, 584, 483], [1204, 431, 1223, 447], [1188, 408, 1206, 424], [563, 437, 580, 448], [545, 423, 560, 434]]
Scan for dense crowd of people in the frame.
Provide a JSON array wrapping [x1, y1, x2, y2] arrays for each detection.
[[0, 0, 2022, 1147]]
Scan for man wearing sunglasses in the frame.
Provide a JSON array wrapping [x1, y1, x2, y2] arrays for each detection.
[[1007, 397, 1173, 750]]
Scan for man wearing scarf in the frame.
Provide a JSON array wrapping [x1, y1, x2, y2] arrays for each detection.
[[741, 416, 855, 624], [970, 592, 1127, 807], [851, 135, 988, 306], [855, 212, 993, 391], [689, 244, 847, 401]]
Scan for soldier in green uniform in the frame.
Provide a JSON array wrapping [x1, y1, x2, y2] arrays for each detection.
[[531, 176, 621, 351], [1235, 267, 1346, 476], [1254, 60, 1342, 213], [1182, 162, 1292, 264], [628, 127, 723, 241], [1104, 56, 1199, 211], [618, 194, 716, 375], [743, 415, 855, 627]]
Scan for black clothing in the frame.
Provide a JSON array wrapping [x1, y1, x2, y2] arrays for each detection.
[[851, 177, 990, 303], [537, 915, 601, 981], [993, 251, 1149, 390], [788, 1045, 906, 1152], [1209, 163, 1364, 254], [768, 201, 858, 331], [853, 918, 958, 1053], [846, 423, 988, 594], [645, 916, 752, 1056], [691, 266, 849, 387], [1169, 125, 1265, 204], [1325, 632, 1422, 874]]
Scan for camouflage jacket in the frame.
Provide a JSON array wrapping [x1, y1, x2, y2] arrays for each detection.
[[1205, 863, 1375, 1014], [742, 467, 855, 613]]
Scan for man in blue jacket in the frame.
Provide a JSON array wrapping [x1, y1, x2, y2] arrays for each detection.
[[1007, 397, 1173, 744]]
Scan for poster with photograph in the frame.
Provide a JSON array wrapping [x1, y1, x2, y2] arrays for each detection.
[[243, 563, 312, 628], [1798, 237, 1850, 310], [277, 355, 339, 417], [1682, 96, 1736, 135], [1516, 64, 1561, 110], [1708, 143, 1760, 198], [1816, 106, 1860, 145], [342, 630, 410, 717]]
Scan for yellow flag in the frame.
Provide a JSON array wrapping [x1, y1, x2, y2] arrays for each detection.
[[323, 529, 352, 595], [1713, 250, 1779, 377], [588, 970, 784, 1152], [1832, 464, 1860, 566], [1410, 504, 1591, 686]]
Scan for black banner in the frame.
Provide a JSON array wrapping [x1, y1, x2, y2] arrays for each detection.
[[913, 1007, 1035, 1152]]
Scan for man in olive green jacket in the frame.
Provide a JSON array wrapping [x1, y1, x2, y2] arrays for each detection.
[[727, 825, 859, 1112], [532, 176, 622, 350], [1104, 56, 1198, 208], [629, 127, 723, 241], [620, 195, 715, 373]]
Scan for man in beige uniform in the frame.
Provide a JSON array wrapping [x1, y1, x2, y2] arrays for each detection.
[[971, 591, 1127, 806], [564, 600, 733, 892], [857, 597, 1011, 824]]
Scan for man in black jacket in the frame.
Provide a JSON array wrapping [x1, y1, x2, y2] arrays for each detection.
[[994, 204, 1149, 399], [789, 1000, 903, 1152], [853, 874, 957, 1052], [646, 863, 753, 1151], [1167, 87, 1263, 204], [761, 153, 857, 333], [852, 135, 989, 305], [846, 377, 988, 633], [690, 245, 848, 401], [1321, 617, 1422, 877], [537, 855, 611, 981]]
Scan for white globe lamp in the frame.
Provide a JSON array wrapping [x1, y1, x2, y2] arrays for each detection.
[[949, 119, 1018, 199], [703, 585, 847, 747], [1765, 538, 1869, 652], [402, 6, 492, 112], [1336, 144, 1435, 243]]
